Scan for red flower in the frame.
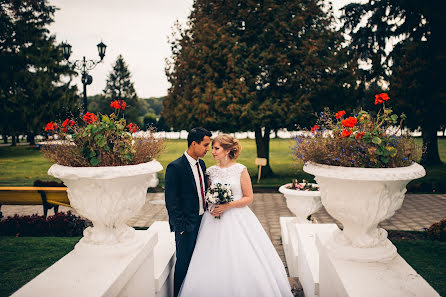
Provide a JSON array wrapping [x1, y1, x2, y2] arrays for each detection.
[[110, 100, 127, 110], [120, 101, 127, 110], [374, 93, 390, 105], [355, 132, 365, 139], [341, 129, 352, 138], [335, 110, 346, 119], [126, 123, 139, 133], [83, 112, 97, 124], [341, 117, 357, 128], [62, 119, 75, 128], [110, 100, 120, 109], [44, 121, 58, 131], [310, 125, 319, 132]]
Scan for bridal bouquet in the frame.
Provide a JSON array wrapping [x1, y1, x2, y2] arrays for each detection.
[[41, 99, 164, 167], [205, 183, 234, 219]]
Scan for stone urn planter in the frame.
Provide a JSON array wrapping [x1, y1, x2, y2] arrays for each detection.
[[303, 162, 425, 262], [278, 184, 321, 223], [48, 160, 163, 251]]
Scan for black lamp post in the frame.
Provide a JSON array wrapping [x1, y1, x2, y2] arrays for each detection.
[[61, 41, 107, 113]]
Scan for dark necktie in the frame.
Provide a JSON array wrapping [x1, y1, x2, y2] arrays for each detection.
[[196, 161, 206, 211]]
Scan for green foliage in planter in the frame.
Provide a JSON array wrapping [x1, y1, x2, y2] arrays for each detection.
[[41, 102, 164, 167], [294, 94, 422, 168]]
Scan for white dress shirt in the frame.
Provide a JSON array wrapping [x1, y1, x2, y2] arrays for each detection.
[[184, 151, 205, 215]]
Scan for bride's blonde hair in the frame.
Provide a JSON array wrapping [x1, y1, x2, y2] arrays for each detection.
[[212, 134, 242, 160]]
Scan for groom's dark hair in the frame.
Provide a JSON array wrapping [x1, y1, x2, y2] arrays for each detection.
[[187, 127, 212, 147]]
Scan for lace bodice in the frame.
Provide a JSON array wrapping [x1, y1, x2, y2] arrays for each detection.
[[206, 163, 246, 201]]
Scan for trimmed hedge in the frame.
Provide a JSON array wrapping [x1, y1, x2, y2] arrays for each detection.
[[426, 218, 446, 242], [0, 211, 86, 237]]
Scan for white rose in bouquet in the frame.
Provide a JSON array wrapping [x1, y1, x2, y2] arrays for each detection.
[[205, 183, 234, 219]]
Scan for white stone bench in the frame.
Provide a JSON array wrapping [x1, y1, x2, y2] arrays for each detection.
[[295, 223, 338, 297], [281, 219, 441, 297], [151, 221, 176, 297], [280, 217, 298, 277], [10, 221, 176, 297], [11, 230, 158, 297], [316, 231, 440, 297]]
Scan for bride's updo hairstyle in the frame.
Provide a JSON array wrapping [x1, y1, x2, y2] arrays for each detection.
[[212, 134, 242, 160]]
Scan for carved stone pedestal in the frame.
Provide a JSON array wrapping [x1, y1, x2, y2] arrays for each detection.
[[304, 162, 425, 262]]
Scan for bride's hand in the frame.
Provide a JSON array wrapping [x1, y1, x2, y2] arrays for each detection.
[[211, 203, 230, 216]]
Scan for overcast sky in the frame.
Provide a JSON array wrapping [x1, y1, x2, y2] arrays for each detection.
[[49, 0, 353, 99]]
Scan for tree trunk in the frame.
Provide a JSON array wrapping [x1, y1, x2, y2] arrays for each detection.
[[2, 134, 7, 144], [11, 131, 16, 146], [16, 135, 19, 144], [27, 133, 36, 145], [420, 125, 442, 166], [254, 127, 274, 177]]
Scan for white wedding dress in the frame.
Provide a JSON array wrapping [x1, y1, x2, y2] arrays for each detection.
[[178, 163, 293, 297]]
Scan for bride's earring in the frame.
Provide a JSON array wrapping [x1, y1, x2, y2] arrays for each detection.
[[225, 154, 228, 161]]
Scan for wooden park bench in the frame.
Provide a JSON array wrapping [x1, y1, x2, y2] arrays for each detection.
[[0, 187, 70, 219]]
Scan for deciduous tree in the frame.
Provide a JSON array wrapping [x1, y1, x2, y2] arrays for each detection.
[[0, 0, 78, 145], [164, 0, 352, 175], [341, 0, 446, 165]]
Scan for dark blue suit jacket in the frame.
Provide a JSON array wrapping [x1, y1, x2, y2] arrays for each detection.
[[165, 154, 207, 232]]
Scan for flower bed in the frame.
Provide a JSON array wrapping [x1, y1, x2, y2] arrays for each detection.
[[284, 179, 319, 191], [41, 100, 164, 167], [294, 93, 421, 168]]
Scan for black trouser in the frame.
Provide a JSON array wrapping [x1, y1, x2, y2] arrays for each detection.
[[173, 217, 202, 297]]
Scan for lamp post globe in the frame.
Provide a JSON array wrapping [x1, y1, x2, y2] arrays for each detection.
[[97, 41, 107, 60], [61, 42, 72, 60]]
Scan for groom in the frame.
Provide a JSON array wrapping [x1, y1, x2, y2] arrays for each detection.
[[164, 127, 211, 297]]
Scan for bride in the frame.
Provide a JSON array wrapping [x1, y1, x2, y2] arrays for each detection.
[[178, 134, 293, 297]]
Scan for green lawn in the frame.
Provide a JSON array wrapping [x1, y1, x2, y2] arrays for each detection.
[[0, 236, 81, 297], [0, 138, 445, 191], [156, 138, 314, 187], [0, 146, 58, 186], [0, 139, 307, 188], [392, 239, 446, 297], [0, 236, 444, 297]]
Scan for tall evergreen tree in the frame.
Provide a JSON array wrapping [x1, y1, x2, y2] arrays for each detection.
[[0, 0, 79, 145], [103, 54, 141, 126], [341, 0, 446, 165], [164, 0, 352, 176]]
